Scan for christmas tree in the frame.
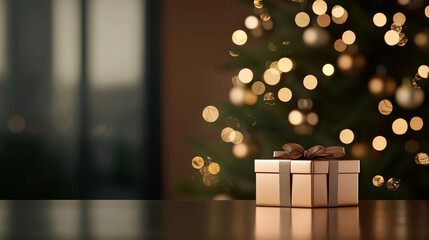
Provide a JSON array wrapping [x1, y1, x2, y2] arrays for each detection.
[[176, 0, 429, 200]]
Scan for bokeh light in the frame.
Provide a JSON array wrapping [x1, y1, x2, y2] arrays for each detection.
[[339, 129, 354, 144], [238, 68, 253, 83], [263, 68, 281, 85], [312, 0, 327, 15], [288, 110, 303, 125], [232, 30, 248, 45], [378, 99, 393, 115], [337, 54, 353, 70], [221, 127, 235, 143], [244, 15, 259, 30], [426, 6, 429, 18], [410, 116, 423, 131], [232, 143, 249, 158], [278, 87, 292, 102], [254, 0, 263, 9], [277, 57, 293, 72], [202, 106, 219, 122], [373, 13, 387, 27], [192, 156, 204, 169], [415, 152, 429, 165], [393, 12, 406, 26], [263, 92, 275, 105], [317, 14, 331, 27], [208, 162, 220, 175], [229, 87, 245, 106], [332, 5, 345, 18], [418, 65, 429, 78], [244, 90, 258, 105], [230, 130, 244, 144], [334, 39, 347, 52], [307, 112, 319, 126], [251, 81, 266, 95], [387, 178, 400, 191], [392, 118, 408, 135], [303, 75, 318, 90], [322, 63, 334, 76], [373, 175, 385, 187], [295, 12, 310, 28], [342, 30, 356, 45], [384, 30, 400, 46], [373, 136, 387, 151]]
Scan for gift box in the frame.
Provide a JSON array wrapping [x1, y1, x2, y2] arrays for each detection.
[[254, 206, 360, 239], [254, 143, 360, 207]]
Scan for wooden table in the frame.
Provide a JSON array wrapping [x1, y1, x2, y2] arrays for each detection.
[[0, 200, 428, 239]]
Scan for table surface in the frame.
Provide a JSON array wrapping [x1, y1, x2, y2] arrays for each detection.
[[0, 200, 428, 239]]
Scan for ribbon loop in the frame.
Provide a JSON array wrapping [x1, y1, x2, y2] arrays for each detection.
[[279, 143, 345, 159]]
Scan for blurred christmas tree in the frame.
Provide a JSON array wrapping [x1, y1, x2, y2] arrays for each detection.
[[176, 0, 429, 200]]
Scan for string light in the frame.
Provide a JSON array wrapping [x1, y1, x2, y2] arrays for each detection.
[[232, 30, 248, 45], [202, 106, 219, 122], [373, 13, 387, 27], [303, 75, 318, 90], [415, 152, 429, 165], [295, 12, 310, 28], [339, 129, 354, 144], [372, 136, 387, 151], [229, 87, 245, 106], [254, 0, 263, 9], [278, 88, 292, 102], [238, 68, 253, 83], [332, 5, 345, 18]]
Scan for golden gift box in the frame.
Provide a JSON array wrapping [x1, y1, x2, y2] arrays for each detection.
[[254, 143, 360, 207]]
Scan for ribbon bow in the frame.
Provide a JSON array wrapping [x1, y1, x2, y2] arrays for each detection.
[[276, 143, 345, 159]]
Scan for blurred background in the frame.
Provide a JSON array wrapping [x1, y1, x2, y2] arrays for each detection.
[[0, 0, 428, 200]]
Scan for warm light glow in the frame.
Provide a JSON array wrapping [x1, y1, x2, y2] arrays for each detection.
[[418, 65, 429, 78], [373, 13, 387, 27], [221, 127, 235, 142], [378, 99, 393, 115], [372, 136, 387, 151], [254, 0, 263, 9], [426, 6, 429, 18], [337, 54, 353, 71], [192, 156, 204, 169], [334, 39, 347, 52], [260, 13, 271, 21], [317, 14, 331, 27], [245, 15, 259, 30], [393, 12, 406, 26], [232, 143, 249, 158], [202, 106, 219, 123], [397, 0, 410, 6], [263, 68, 281, 85], [288, 110, 304, 125], [307, 112, 319, 126], [322, 64, 334, 76], [368, 77, 383, 95], [416, 152, 429, 165], [342, 30, 356, 45], [238, 68, 253, 83], [251, 81, 266, 95], [277, 57, 293, 72], [414, 32, 428, 47], [230, 130, 244, 144], [339, 129, 354, 144], [332, 5, 345, 18], [312, 0, 327, 16], [385, 30, 400, 46], [208, 162, 220, 175], [278, 88, 292, 102], [8, 115, 26, 133], [372, 175, 384, 187], [244, 90, 258, 105], [351, 143, 368, 158], [392, 118, 408, 135], [295, 12, 310, 28], [303, 75, 318, 90], [410, 116, 423, 131], [229, 87, 245, 106], [232, 30, 248, 45]]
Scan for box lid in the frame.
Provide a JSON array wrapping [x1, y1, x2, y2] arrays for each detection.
[[254, 159, 360, 174]]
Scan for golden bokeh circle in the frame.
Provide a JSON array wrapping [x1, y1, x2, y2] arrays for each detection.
[[415, 152, 429, 165], [295, 12, 310, 28], [373, 13, 387, 27], [263, 68, 281, 85], [317, 14, 331, 28], [332, 9, 348, 24], [303, 75, 318, 90], [342, 30, 356, 45], [278, 57, 293, 72], [208, 162, 220, 175], [387, 178, 400, 191], [372, 175, 384, 187], [254, 0, 263, 9], [372, 136, 387, 151], [312, 0, 327, 16], [288, 110, 303, 126], [221, 127, 235, 142], [307, 112, 319, 126], [202, 106, 219, 123], [331, 5, 345, 18], [278, 88, 292, 102], [410, 116, 423, 131], [251, 81, 266, 95], [238, 68, 254, 83], [392, 118, 408, 135], [192, 156, 205, 169], [418, 65, 429, 78], [339, 129, 354, 144], [384, 30, 400, 46], [229, 87, 245, 106], [232, 30, 248, 45], [230, 130, 244, 144], [393, 12, 406, 26], [334, 39, 347, 52], [232, 143, 249, 158], [426, 6, 429, 18], [244, 15, 259, 30], [337, 54, 353, 71], [322, 63, 335, 76], [378, 99, 393, 115]]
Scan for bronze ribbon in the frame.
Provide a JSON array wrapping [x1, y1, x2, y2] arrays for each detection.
[[274, 143, 345, 207]]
